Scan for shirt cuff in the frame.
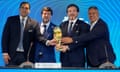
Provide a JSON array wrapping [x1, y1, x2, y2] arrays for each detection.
[[46, 40, 50, 46], [3, 53, 8, 56]]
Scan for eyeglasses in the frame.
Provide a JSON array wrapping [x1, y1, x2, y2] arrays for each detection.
[[20, 7, 29, 10]]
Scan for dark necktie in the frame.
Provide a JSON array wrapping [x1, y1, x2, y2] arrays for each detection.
[[68, 22, 73, 34], [43, 25, 47, 36]]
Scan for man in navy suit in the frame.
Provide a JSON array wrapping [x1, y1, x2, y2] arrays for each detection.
[[35, 7, 56, 62], [2, 2, 56, 66], [58, 4, 90, 67], [61, 6, 116, 67]]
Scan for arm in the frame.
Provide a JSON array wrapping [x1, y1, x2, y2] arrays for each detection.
[[2, 17, 11, 64], [35, 23, 56, 46], [70, 23, 107, 50]]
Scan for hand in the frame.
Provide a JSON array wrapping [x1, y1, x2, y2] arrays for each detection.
[[61, 37, 73, 44], [48, 39, 57, 46], [3, 54, 11, 64], [60, 45, 69, 53], [55, 44, 62, 51]]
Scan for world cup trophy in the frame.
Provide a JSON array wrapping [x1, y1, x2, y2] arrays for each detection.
[[53, 27, 62, 51]]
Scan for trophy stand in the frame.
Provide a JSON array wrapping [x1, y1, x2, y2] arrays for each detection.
[[19, 43, 34, 68], [99, 45, 116, 68]]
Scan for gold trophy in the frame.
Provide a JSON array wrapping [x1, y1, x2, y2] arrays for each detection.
[[53, 27, 62, 51]]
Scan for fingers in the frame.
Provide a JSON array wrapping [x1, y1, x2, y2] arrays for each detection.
[[61, 37, 73, 44], [55, 45, 69, 53], [3, 55, 11, 64]]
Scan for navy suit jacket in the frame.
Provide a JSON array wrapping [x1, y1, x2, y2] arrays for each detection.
[[35, 23, 56, 62], [2, 15, 47, 63], [60, 19, 90, 66], [72, 18, 116, 66]]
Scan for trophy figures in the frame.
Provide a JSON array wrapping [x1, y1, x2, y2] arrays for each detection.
[[53, 27, 62, 51]]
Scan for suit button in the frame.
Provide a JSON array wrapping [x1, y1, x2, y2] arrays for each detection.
[[75, 41, 78, 43]]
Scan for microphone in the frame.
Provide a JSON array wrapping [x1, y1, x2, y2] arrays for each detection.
[[19, 42, 34, 68], [99, 44, 116, 69]]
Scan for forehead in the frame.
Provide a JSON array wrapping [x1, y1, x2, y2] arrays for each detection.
[[89, 8, 98, 13], [42, 10, 51, 14], [68, 6, 77, 10], [21, 4, 29, 7]]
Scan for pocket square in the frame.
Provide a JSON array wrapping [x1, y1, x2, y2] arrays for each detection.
[[28, 29, 33, 32]]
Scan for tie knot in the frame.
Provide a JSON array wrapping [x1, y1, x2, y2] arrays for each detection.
[[43, 25, 46, 28], [70, 22, 73, 24]]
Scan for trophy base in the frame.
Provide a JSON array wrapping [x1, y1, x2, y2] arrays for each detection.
[[19, 61, 34, 68]]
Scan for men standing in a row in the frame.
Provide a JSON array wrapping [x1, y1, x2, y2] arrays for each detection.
[[59, 4, 90, 67], [2, 2, 56, 66], [61, 6, 116, 67], [35, 7, 56, 62]]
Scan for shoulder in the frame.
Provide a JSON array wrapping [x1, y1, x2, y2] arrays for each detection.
[[60, 21, 68, 26], [77, 19, 90, 27], [7, 15, 19, 20], [50, 22, 56, 29], [28, 17, 38, 24], [98, 18, 107, 27]]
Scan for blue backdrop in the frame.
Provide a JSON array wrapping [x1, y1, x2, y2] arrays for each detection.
[[0, 0, 120, 69]]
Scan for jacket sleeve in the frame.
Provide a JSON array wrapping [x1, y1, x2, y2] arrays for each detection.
[[69, 22, 107, 50], [34, 22, 47, 44], [2, 17, 11, 53]]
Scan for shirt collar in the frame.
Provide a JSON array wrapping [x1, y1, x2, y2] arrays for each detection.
[[91, 18, 99, 26], [20, 15, 28, 21], [69, 18, 77, 23], [41, 21, 50, 29]]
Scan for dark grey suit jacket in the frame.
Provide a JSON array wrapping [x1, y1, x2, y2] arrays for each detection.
[[2, 15, 47, 62]]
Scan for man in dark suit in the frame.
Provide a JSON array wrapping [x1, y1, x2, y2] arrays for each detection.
[[58, 4, 89, 67], [2, 2, 56, 66], [61, 6, 116, 67], [35, 7, 56, 62]]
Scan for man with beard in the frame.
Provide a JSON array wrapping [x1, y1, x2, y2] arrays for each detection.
[[58, 4, 90, 67]]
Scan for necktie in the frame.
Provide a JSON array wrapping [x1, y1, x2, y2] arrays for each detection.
[[16, 18, 24, 52], [68, 22, 73, 34], [43, 25, 47, 35]]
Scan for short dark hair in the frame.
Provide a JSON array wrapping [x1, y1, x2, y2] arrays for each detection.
[[66, 4, 79, 13], [88, 6, 98, 11], [41, 7, 53, 15], [19, 2, 30, 9]]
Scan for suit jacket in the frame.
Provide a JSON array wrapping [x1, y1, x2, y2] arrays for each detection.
[[72, 18, 116, 66], [2, 15, 47, 63], [35, 23, 56, 62], [60, 19, 90, 66]]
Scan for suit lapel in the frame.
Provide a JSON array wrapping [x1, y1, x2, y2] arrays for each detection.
[[71, 19, 79, 33]]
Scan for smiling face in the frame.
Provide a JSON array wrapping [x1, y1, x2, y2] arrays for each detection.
[[67, 6, 78, 20], [19, 3, 30, 17], [42, 10, 52, 23], [88, 8, 99, 23]]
